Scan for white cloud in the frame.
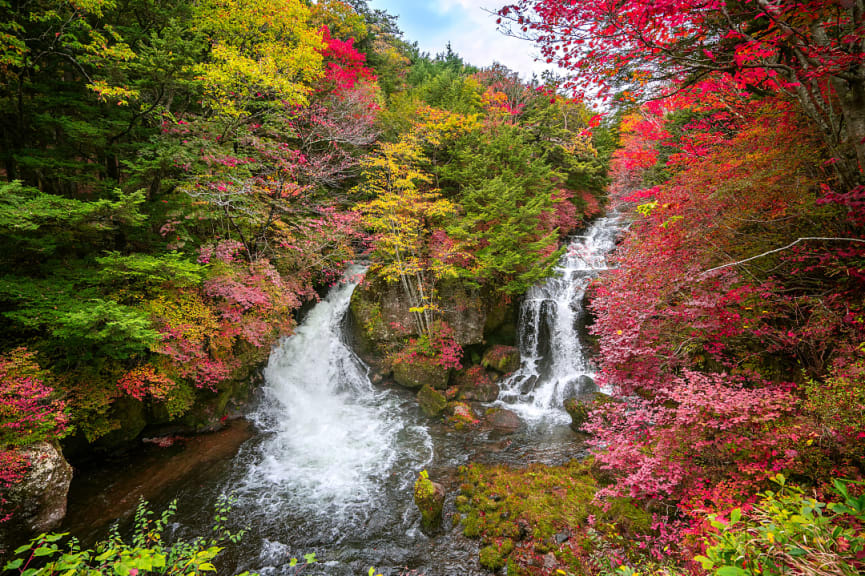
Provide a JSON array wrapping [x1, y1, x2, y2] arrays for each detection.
[[432, 1, 555, 79], [372, 0, 559, 80]]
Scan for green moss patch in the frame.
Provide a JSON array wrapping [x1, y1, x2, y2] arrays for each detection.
[[457, 460, 653, 575]]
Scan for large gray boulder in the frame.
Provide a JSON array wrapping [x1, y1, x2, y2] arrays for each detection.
[[5, 443, 73, 535]]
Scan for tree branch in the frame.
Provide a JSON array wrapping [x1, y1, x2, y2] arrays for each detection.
[[701, 237, 865, 275]]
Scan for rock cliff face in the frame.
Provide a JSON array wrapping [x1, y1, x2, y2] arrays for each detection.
[[349, 278, 512, 354], [1, 443, 73, 547], [350, 276, 526, 426]]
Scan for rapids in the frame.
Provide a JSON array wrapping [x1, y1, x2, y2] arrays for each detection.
[[59, 217, 623, 575]]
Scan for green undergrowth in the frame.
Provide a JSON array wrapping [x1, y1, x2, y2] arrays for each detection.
[[456, 459, 654, 575]]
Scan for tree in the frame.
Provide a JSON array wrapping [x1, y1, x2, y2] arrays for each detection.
[[498, 0, 865, 188], [354, 139, 456, 338]]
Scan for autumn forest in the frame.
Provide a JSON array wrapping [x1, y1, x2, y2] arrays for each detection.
[[1, 0, 864, 575]]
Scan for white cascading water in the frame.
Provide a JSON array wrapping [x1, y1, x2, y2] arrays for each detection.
[[496, 214, 622, 424], [236, 266, 433, 558]]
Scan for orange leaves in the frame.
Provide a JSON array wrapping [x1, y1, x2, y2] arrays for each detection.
[[117, 365, 176, 401]]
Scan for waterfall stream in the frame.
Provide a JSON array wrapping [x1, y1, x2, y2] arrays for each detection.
[[495, 215, 623, 424], [60, 218, 623, 575]]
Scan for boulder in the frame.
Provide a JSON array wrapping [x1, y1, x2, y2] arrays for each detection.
[[482, 345, 521, 374], [413, 471, 445, 532], [518, 374, 539, 395], [577, 374, 598, 393], [447, 402, 478, 430], [461, 379, 500, 403], [564, 391, 610, 433], [349, 278, 488, 349], [417, 385, 448, 417], [393, 357, 450, 390], [437, 281, 486, 346], [453, 366, 500, 403], [486, 407, 521, 432], [5, 443, 73, 535]]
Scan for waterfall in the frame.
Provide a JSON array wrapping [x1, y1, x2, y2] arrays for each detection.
[[236, 265, 433, 562], [495, 215, 623, 424]]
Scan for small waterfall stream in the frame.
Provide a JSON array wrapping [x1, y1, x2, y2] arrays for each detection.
[[495, 215, 622, 424]]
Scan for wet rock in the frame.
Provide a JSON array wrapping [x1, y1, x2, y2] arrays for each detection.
[[486, 407, 521, 432], [417, 385, 448, 417], [564, 391, 614, 433], [4, 443, 73, 536], [447, 402, 478, 430], [463, 380, 499, 403], [454, 366, 500, 402], [518, 374, 538, 395], [482, 345, 521, 374], [393, 357, 450, 390], [577, 374, 598, 393], [413, 471, 444, 532], [555, 530, 570, 544]]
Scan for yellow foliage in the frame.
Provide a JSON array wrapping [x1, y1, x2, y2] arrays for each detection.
[[310, 0, 368, 42], [194, 0, 324, 116], [144, 291, 219, 345], [354, 139, 456, 284], [413, 105, 480, 148]]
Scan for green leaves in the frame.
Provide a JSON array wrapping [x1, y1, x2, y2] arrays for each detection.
[[4, 498, 256, 576], [49, 299, 159, 361], [96, 252, 204, 290], [699, 478, 865, 576], [0, 182, 146, 238]]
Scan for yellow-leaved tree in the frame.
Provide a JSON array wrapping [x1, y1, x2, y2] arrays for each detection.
[[193, 0, 325, 119], [354, 139, 456, 338]]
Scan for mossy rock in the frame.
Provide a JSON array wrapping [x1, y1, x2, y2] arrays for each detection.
[[349, 287, 391, 354], [393, 356, 450, 389], [454, 366, 500, 403], [414, 471, 445, 533], [563, 393, 599, 432], [565, 392, 617, 433], [95, 397, 148, 450], [482, 345, 520, 374], [418, 385, 448, 417], [447, 402, 478, 430]]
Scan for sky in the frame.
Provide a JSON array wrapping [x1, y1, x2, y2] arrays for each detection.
[[367, 0, 558, 81]]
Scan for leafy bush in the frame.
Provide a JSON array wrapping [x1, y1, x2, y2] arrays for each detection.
[[696, 475, 865, 576], [3, 496, 319, 576]]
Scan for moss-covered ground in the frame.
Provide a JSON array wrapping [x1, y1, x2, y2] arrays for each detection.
[[455, 459, 657, 575]]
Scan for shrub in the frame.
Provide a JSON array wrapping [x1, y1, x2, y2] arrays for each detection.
[[696, 475, 865, 576], [3, 496, 317, 576]]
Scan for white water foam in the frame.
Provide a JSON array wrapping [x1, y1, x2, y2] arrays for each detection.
[[238, 266, 433, 542], [495, 215, 623, 424]]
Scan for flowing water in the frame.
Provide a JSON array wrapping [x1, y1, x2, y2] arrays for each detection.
[[495, 214, 623, 424], [59, 217, 623, 575]]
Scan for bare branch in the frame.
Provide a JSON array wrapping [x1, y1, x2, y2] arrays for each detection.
[[701, 237, 865, 276]]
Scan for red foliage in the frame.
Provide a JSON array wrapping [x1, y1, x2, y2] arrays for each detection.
[[117, 365, 176, 401], [0, 348, 68, 449], [498, 0, 865, 186], [392, 323, 463, 370], [586, 83, 865, 553], [0, 348, 68, 523], [0, 450, 29, 522], [318, 25, 376, 93]]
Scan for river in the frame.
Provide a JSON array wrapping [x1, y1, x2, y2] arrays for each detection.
[[60, 215, 623, 575]]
